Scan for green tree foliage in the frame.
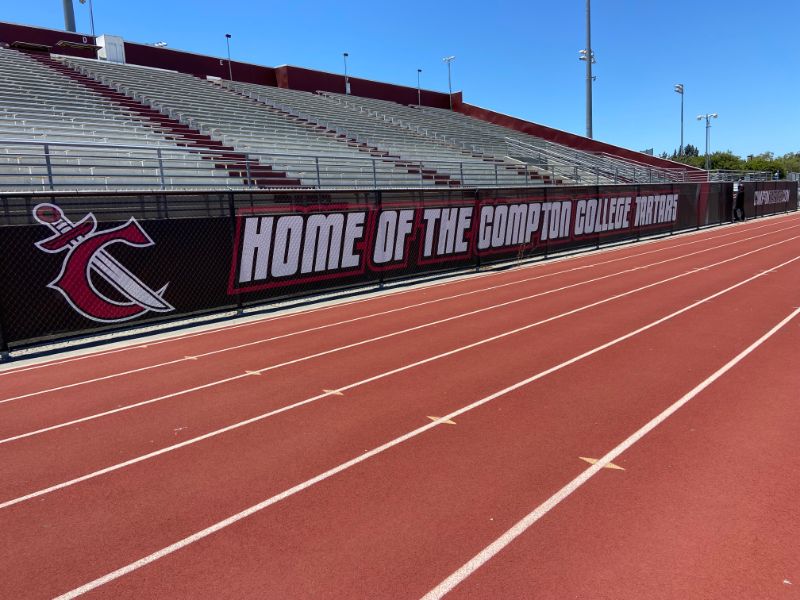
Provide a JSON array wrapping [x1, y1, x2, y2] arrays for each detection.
[[660, 147, 798, 176]]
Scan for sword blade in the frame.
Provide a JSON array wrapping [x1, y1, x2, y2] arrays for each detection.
[[90, 251, 173, 312]]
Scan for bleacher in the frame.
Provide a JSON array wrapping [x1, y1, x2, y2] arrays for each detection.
[[0, 47, 244, 190], [0, 45, 690, 192], [62, 55, 443, 189], [222, 80, 556, 187]]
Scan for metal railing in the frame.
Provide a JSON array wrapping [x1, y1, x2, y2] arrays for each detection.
[[706, 169, 774, 182], [0, 138, 560, 192], [504, 137, 694, 184]]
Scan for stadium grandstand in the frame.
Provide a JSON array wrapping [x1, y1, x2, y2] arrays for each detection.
[[0, 20, 703, 192], [1, 6, 800, 600]]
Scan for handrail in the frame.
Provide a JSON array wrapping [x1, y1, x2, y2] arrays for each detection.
[[0, 137, 558, 192]]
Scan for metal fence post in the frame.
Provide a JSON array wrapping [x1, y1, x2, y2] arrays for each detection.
[[156, 148, 166, 191], [43, 143, 54, 191], [0, 303, 9, 360], [459, 162, 465, 186], [241, 155, 251, 188], [372, 158, 378, 189], [315, 156, 322, 188], [494, 163, 499, 186], [228, 191, 243, 312]]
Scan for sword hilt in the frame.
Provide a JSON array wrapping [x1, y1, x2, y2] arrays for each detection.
[[34, 203, 72, 234]]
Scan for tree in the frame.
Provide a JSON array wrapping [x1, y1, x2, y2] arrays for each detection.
[[682, 144, 700, 157]]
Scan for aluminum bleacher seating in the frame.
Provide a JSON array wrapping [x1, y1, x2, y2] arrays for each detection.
[[0, 47, 245, 191], [62, 56, 438, 189]]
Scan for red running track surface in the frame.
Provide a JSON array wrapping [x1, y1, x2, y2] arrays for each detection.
[[1, 214, 799, 599]]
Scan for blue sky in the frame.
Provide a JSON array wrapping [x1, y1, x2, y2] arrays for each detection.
[[5, 1, 798, 157]]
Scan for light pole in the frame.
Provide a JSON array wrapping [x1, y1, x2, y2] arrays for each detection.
[[697, 113, 718, 171], [674, 84, 684, 155], [78, 0, 95, 37], [578, 0, 595, 138], [225, 34, 233, 80], [63, 0, 76, 32], [417, 68, 422, 106], [343, 52, 350, 94], [443, 56, 455, 110]]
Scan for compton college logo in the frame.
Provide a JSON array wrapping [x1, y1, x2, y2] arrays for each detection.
[[33, 203, 174, 323]]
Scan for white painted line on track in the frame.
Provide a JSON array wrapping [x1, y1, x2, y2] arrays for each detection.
[[4, 243, 798, 510], [50, 253, 800, 600], [2, 233, 797, 444], [2, 212, 795, 376], [3, 222, 797, 406], [421, 304, 800, 600]]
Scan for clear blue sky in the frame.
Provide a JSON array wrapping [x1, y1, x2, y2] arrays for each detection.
[[5, 1, 798, 157]]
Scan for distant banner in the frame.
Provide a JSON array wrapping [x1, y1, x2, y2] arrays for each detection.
[[741, 181, 798, 218], [0, 182, 743, 349]]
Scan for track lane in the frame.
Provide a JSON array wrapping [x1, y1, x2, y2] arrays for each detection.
[[1, 227, 798, 504], [1, 214, 795, 401], [437, 298, 800, 600], [61, 239, 800, 600], [3, 234, 796, 596]]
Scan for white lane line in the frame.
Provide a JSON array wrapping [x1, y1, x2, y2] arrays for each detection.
[[3, 234, 797, 446], [51, 254, 800, 600], [4, 222, 797, 406], [3, 212, 794, 377], [421, 303, 800, 600], [4, 243, 799, 511]]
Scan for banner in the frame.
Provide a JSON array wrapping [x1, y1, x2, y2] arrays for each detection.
[[740, 181, 798, 218], [0, 182, 743, 349]]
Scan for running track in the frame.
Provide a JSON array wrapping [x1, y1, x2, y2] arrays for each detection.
[[1, 213, 799, 599]]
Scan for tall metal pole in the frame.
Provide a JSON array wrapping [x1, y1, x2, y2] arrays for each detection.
[[443, 56, 455, 110], [225, 34, 233, 80], [343, 52, 350, 94], [87, 0, 95, 37], [585, 0, 593, 139], [680, 91, 684, 154], [697, 113, 717, 170], [77, 0, 95, 36], [63, 0, 76, 32], [417, 69, 422, 106], [674, 84, 684, 155]]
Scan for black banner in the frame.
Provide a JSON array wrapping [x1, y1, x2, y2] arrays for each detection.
[[740, 181, 798, 219], [0, 182, 756, 350]]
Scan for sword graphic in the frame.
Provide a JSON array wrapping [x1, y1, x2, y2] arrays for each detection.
[[33, 203, 173, 313]]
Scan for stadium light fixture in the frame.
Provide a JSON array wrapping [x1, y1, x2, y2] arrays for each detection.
[[225, 34, 233, 81], [443, 56, 455, 110], [674, 84, 684, 155], [343, 52, 350, 95], [78, 0, 96, 37], [577, 0, 595, 138], [417, 69, 422, 106], [152, 41, 168, 48], [697, 113, 718, 171]]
